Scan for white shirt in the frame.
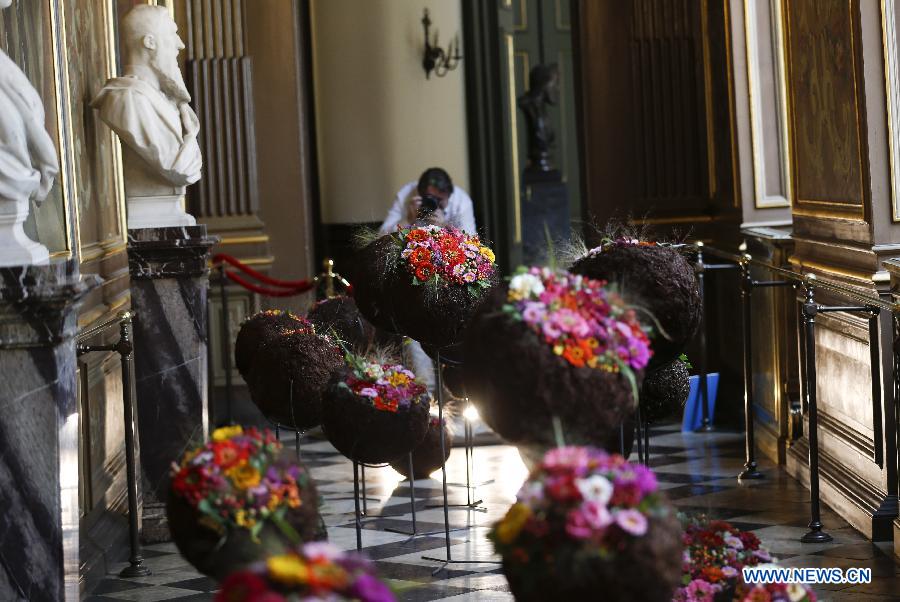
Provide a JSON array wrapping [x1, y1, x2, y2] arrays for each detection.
[[378, 180, 477, 235]]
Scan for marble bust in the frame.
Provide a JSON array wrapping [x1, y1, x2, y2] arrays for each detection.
[[92, 5, 201, 230], [0, 0, 60, 266], [517, 63, 560, 172]]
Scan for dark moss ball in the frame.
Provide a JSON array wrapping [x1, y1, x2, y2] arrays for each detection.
[[321, 372, 431, 465], [641, 358, 691, 423], [234, 310, 310, 378], [167, 452, 324, 581], [246, 330, 343, 430], [390, 418, 452, 479], [464, 286, 642, 449], [502, 509, 683, 602], [308, 295, 375, 354], [570, 244, 701, 369]]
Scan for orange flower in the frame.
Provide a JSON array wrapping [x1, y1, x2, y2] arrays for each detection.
[[562, 346, 585, 368], [415, 264, 435, 281], [213, 441, 247, 469], [409, 247, 432, 265], [406, 228, 429, 243]]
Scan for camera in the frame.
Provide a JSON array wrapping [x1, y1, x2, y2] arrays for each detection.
[[417, 194, 441, 219]]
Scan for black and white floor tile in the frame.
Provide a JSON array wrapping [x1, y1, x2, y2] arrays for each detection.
[[85, 424, 900, 601]]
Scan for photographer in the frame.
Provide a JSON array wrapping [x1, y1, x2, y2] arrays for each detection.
[[378, 167, 476, 235]]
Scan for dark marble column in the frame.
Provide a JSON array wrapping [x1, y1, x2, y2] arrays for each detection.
[[0, 261, 94, 601], [127, 226, 217, 542]]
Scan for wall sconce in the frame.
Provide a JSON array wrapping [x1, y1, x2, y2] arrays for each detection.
[[421, 8, 462, 79]]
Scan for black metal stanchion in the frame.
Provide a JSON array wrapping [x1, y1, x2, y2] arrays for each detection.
[[634, 405, 646, 465], [696, 242, 712, 432], [353, 461, 363, 551], [218, 264, 233, 425], [78, 313, 150, 578], [739, 255, 763, 480], [295, 429, 302, 462], [408, 453, 418, 534], [361, 464, 368, 516], [800, 277, 832, 543]]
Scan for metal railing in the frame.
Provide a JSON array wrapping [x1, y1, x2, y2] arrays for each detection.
[[694, 243, 898, 544]]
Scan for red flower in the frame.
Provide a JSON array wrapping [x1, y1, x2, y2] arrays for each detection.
[[213, 441, 249, 469], [409, 247, 432, 266], [415, 265, 435, 281], [216, 571, 269, 602], [406, 229, 429, 243]]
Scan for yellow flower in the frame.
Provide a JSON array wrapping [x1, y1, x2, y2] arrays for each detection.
[[553, 345, 564, 356], [235, 509, 256, 529], [495, 503, 531, 544], [387, 372, 410, 386], [267, 554, 310, 586], [479, 246, 495, 263], [212, 425, 243, 442], [228, 463, 261, 490]]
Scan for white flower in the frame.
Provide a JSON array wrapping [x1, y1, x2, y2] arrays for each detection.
[[517, 481, 544, 505], [787, 583, 810, 602], [575, 474, 613, 506], [509, 273, 545, 299]]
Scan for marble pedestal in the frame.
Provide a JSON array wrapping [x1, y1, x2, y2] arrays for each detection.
[[521, 169, 569, 264], [0, 261, 94, 601], [127, 226, 216, 542]]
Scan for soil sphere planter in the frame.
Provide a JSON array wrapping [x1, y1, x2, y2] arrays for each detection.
[[167, 429, 323, 581], [492, 447, 682, 602], [641, 357, 691, 423], [350, 229, 498, 348], [234, 310, 309, 378], [246, 329, 343, 429], [322, 371, 431, 464], [307, 295, 374, 353], [502, 511, 683, 602], [570, 243, 701, 369], [464, 287, 644, 448], [390, 417, 452, 479]]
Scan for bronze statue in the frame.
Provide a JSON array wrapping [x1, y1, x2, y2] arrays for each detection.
[[518, 63, 560, 172]]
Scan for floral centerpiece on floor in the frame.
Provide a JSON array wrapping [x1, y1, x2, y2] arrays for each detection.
[[351, 225, 499, 348], [322, 352, 430, 464], [167, 426, 324, 580], [216, 542, 396, 602], [464, 267, 653, 449], [675, 516, 816, 602], [569, 232, 701, 370], [490, 446, 682, 601]]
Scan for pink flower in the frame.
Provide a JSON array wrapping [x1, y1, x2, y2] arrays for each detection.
[[581, 501, 613, 530], [565, 508, 594, 539], [521, 302, 547, 324], [551, 308, 590, 338], [614, 508, 648, 536], [358, 387, 378, 398], [542, 447, 591, 475]]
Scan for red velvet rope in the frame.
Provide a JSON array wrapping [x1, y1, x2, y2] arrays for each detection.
[[212, 253, 315, 297], [212, 253, 311, 287], [222, 269, 315, 297]]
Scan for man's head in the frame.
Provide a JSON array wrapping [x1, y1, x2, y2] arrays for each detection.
[[121, 5, 190, 103], [417, 167, 454, 209], [0, 1, 12, 10]]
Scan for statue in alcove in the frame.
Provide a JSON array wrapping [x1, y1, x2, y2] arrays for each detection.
[[92, 4, 202, 230], [0, 0, 60, 266], [517, 63, 560, 172]]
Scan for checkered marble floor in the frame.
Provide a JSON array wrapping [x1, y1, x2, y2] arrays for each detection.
[[85, 424, 900, 601]]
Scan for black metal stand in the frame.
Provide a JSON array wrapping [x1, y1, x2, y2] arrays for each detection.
[[78, 313, 151, 578], [421, 351, 498, 572], [353, 461, 363, 551], [694, 243, 741, 433]]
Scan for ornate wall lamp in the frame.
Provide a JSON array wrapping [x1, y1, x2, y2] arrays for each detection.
[[421, 8, 462, 79]]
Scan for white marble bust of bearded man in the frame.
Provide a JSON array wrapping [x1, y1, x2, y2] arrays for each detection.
[[0, 0, 60, 266], [92, 4, 201, 229]]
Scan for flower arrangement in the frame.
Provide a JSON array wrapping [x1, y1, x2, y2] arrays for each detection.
[[322, 353, 431, 464], [674, 517, 816, 602], [216, 542, 395, 602], [569, 233, 701, 370], [489, 446, 682, 601], [171, 426, 311, 540], [503, 267, 652, 373], [398, 224, 495, 293], [167, 426, 323, 579], [582, 236, 666, 259], [339, 353, 428, 413]]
